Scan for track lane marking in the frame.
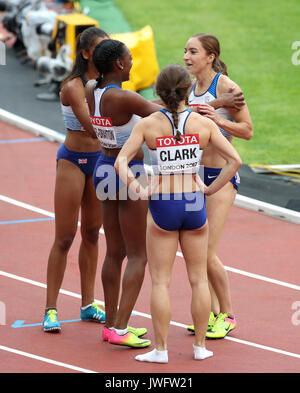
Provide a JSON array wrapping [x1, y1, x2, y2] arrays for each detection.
[[0, 137, 46, 144], [0, 345, 97, 373], [1, 194, 299, 291], [1, 270, 300, 360], [0, 218, 54, 225]]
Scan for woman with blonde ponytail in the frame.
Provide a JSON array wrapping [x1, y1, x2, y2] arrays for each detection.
[[184, 33, 253, 339]]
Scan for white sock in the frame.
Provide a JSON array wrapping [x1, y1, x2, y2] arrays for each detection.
[[112, 327, 128, 336], [193, 344, 213, 360], [135, 349, 168, 363]]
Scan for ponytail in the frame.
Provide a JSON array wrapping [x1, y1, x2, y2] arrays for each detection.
[[155, 65, 192, 143], [213, 57, 228, 76], [175, 130, 182, 142], [95, 74, 103, 89]]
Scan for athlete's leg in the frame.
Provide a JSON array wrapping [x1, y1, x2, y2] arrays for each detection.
[[79, 175, 102, 307], [180, 223, 211, 348], [209, 281, 220, 316], [101, 199, 126, 328], [146, 212, 178, 350], [206, 182, 236, 316], [114, 198, 149, 329], [46, 160, 85, 309]]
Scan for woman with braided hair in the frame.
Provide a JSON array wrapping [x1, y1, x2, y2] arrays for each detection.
[[85, 39, 162, 348], [115, 64, 241, 363]]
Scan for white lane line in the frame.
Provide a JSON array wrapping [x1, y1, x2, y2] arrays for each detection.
[[0, 194, 105, 233], [0, 345, 97, 373], [0, 270, 102, 304], [223, 265, 300, 291], [1, 270, 300, 361], [0, 194, 55, 218], [222, 337, 300, 359], [1, 194, 299, 291], [178, 250, 300, 292], [1, 107, 300, 225]]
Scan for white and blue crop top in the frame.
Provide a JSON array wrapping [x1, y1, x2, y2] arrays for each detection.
[[188, 73, 233, 138], [60, 75, 88, 132], [61, 103, 85, 131], [149, 109, 203, 175], [90, 84, 141, 149]]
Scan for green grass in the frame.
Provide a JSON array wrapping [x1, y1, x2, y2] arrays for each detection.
[[113, 0, 300, 164]]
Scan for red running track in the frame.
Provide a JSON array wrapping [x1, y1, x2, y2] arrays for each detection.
[[0, 121, 300, 374]]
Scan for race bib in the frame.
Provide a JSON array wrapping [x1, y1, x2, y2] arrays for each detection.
[[90, 116, 117, 148], [156, 134, 200, 174]]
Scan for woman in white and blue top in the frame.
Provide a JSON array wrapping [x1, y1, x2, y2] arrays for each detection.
[[43, 28, 109, 333], [85, 39, 162, 349], [184, 33, 253, 338], [115, 64, 241, 363]]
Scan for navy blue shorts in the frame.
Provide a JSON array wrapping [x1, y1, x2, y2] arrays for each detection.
[[149, 192, 207, 231], [57, 144, 102, 177], [204, 167, 240, 191], [93, 154, 146, 200]]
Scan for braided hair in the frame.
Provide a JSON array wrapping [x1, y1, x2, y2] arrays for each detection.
[[155, 64, 192, 141], [92, 39, 127, 88]]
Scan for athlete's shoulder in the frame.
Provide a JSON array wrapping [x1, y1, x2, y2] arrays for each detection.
[[138, 110, 161, 125], [217, 74, 240, 93], [64, 76, 85, 91], [107, 87, 140, 104], [187, 110, 216, 129], [61, 77, 85, 97]]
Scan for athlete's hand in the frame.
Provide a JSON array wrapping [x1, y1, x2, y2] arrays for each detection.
[[194, 174, 208, 194], [196, 104, 223, 125], [148, 175, 161, 196], [218, 87, 245, 110], [83, 129, 97, 139], [142, 175, 161, 199], [128, 175, 160, 200]]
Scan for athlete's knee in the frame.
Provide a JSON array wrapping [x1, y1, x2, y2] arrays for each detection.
[[127, 254, 147, 270], [189, 274, 209, 289], [55, 233, 75, 252], [151, 275, 171, 289], [81, 226, 100, 245], [207, 252, 219, 269], [105, 246, 126, 265], [125, 255, 147, 280]]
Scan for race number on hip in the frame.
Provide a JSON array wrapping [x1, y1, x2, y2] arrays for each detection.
[[90, 116, 117, 148], [156, 134, 200, 174]]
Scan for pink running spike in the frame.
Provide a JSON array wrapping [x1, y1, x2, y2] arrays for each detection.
[[102, 326, 112, 342], [225, 317, 236, 324]]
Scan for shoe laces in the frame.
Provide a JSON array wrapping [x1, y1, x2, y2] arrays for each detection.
[[47, 309, 58, 323], [215, 313, 227, 326], [91, 302, 104, 314], [209, 312, 216, 324]]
